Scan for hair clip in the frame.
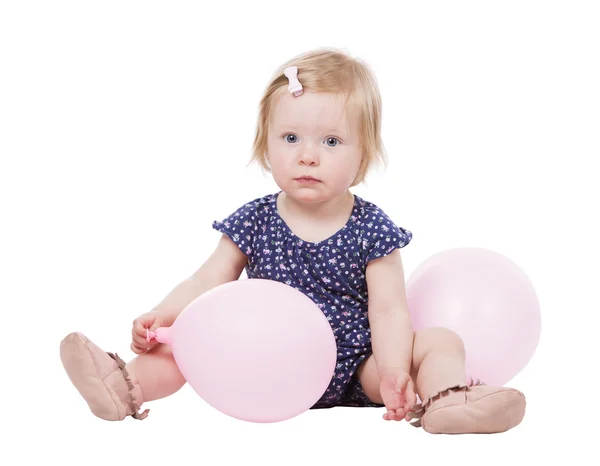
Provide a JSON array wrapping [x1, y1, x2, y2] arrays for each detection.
[[284, 66, 303, 96]]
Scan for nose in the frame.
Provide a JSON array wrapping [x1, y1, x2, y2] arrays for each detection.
[[299, 143, 320, 166]]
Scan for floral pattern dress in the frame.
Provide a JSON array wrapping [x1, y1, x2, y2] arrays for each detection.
[[212, 191, 412, 408]]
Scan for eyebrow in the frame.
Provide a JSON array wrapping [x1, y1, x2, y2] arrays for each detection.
[[275, 124, 346, 134]]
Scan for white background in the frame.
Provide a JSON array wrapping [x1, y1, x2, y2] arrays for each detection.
[[2, 1, 599, 464]]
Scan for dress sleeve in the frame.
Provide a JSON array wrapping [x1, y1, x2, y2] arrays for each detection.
[[212, 200, 258, 258], [364, 208, 412, 264]]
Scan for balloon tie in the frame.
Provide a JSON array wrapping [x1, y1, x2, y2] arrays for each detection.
[[146, 328, 156, 342]]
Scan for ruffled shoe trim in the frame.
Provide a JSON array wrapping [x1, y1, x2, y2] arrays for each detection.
[[107, 352, 149, 420], [407, 378, 485, 428]]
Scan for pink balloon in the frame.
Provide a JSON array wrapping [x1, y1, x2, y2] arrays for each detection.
[[406, 248, 541, 386], [148, 279, 337, 423]]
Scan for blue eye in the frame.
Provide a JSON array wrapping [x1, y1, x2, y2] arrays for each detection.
[[325, 137, 339, 147], [285, 134, 298, 143]]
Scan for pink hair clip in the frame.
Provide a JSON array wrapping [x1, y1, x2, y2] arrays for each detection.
[[284, 66, 303, 96]]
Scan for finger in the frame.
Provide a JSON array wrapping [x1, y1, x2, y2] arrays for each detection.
[[395, 409, 407, 421], [132, 325, 148, 343], [132, 319, 143, 333], [148, 319, 164, 332], [133, 320, 146, 334], [387, 412, 397, 421], [132, 338, 153, 352], [405, 380, 417, 411], [131, 328, 149, 348], [130, 342, 146, 354], [132, 324, 158, 343], [131, 336, 148, 349], [132, 329, 157, 350], [385, 408, 398, 421], [133, 315, 156, 333]]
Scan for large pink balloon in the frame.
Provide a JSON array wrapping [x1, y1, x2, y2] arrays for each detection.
[[406, 248, 541, 386], [148, 279, 337, 423]]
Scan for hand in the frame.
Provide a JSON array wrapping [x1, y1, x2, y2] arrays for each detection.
[[379, 369, 417, 422], [131, 311, 173, 354]]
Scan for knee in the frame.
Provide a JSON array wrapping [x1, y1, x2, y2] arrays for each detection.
[[416, 327, 465, 355]]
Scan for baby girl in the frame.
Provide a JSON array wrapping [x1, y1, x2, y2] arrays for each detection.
[[60, 47, 526, 434]]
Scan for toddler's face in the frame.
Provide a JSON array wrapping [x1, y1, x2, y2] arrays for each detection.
[[266, 91, 362, 204]]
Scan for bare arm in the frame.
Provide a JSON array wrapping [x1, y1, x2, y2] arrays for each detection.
[[366, 249, 414, 376], [149, 234, 248, 325]]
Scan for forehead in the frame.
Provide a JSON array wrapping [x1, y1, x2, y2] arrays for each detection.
[[270, 91, 353, 133]]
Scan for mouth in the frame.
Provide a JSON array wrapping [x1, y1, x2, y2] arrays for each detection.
[[295, 176, 320, 182]]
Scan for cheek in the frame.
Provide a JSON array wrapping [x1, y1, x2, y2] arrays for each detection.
[[268, 151, 285, 169], [268, 142, 296, 168], [327, 153, 361, 182], [267, 154, 292, 182], [323, 164, 354, 188]]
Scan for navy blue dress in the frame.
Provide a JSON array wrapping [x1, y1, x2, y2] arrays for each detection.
[[212, 191, 412, 408]]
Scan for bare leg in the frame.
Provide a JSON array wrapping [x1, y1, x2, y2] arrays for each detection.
[[357, 326, 466, 404], [126, 343, 186, 402], [358, 326, 526, 434], [60, 332, 185, 421], [410, 327, 468, 402], [410, 327, 526, 433]]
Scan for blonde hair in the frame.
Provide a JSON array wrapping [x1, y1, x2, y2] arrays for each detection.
[[250, 47, 387, 186]]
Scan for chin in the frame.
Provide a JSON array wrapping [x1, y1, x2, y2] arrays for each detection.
[[286, 186, 328, 203], [290, 190, 319, 201]]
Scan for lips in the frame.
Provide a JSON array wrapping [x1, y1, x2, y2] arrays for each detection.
[[295, 176, 320, 182]]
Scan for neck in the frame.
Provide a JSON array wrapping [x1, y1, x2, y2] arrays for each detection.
[[279, 190, 353, 220]]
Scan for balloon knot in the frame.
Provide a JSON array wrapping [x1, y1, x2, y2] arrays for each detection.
[[146, 328, 157, 342]]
